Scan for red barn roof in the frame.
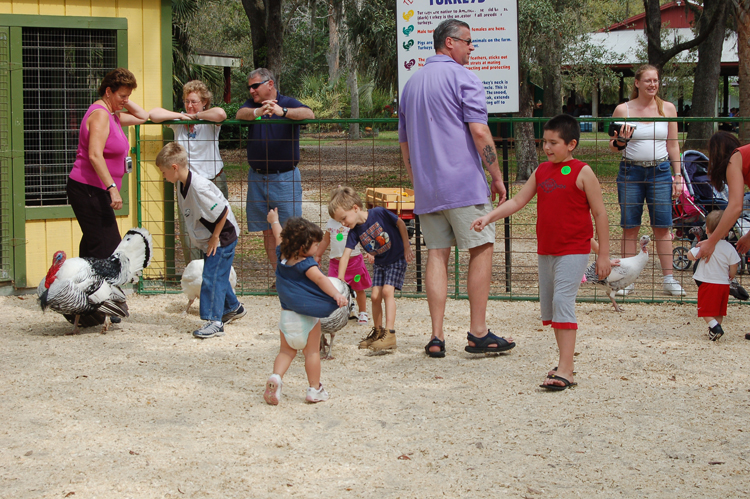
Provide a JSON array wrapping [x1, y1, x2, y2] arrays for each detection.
[[600, 0, 700, 32]]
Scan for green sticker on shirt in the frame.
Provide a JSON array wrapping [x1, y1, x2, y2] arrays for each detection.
[[336, 233, 344, 241], [354, 275, 361, 282], [561, 166, 571, 175]]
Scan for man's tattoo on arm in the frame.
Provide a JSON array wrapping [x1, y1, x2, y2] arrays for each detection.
[[482, 145, 497, 166]]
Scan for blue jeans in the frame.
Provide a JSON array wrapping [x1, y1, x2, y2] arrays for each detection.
[[200, 239, 240, 322], [246, 167, 302, 232], [616, 160, 673, 229]]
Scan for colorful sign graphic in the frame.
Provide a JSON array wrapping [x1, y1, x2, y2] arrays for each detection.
[[396, 0, 520, 113]]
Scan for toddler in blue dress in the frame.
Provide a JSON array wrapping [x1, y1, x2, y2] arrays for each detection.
[[263, 208, 347, 405]]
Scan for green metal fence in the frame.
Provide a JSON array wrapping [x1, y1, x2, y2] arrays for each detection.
[[133, 116, 750, 308]]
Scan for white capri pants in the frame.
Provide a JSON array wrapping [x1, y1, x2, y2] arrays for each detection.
[[537, 254, 590, 330]]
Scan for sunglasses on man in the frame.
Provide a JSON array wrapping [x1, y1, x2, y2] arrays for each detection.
[[248, 80, 270, 91]]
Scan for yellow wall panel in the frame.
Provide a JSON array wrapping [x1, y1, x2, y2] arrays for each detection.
[[140, 0, 162, 110], [10, 0, 39, 15], [25, 220, 47, 285], [11, 0, 169, 288], [118, 0, 144, 103], [70, 220, 82, 258], [90, 3, 116, 17], [64, 0, 92, 17], [40, 2, 65, 16]]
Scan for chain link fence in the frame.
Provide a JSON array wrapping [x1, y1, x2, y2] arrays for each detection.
[[133, 116, 750, 308]]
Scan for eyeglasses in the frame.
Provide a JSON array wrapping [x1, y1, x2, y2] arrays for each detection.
[[450, 36, 474, 46], [183, 100, 203, 106], [248, 80, 270, 91]]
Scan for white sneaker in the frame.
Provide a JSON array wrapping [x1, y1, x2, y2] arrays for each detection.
[[306, 383, 329, 403], [615, 283, 634, 296], [264, 374, 282, 405], [663, 278, 686, 296], [358, 312, 369, 325]]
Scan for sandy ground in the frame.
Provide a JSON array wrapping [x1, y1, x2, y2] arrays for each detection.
[[2, 292, 750, 499]]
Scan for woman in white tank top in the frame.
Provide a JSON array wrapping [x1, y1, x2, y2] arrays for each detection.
[[609, 64, 685, 297]]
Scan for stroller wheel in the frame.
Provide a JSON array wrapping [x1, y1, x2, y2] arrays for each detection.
[[672, 246, 691, 271]]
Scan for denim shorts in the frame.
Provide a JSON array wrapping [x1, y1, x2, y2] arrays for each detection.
[[246, 167, 302, 232], [616, 160, 673, 229]]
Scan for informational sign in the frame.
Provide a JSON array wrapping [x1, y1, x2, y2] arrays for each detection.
[[396, 0, 519, 113]]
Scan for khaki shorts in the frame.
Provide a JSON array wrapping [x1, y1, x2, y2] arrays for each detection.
[[419, 203, 495, 250]]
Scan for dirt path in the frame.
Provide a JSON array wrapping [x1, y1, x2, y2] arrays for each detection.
[[2, 293, 749, 498]]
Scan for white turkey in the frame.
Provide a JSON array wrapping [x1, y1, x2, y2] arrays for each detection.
[[180, 259, 238, 314], [581, 235, 650, 312], [37, 228, 153, 334], [319, 277, 355, 359]]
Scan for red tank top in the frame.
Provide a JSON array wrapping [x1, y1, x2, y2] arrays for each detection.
[[535, 159, 593, 256], [736, 144, 750, 189]]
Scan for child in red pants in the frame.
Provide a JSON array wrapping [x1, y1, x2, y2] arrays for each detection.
[[688, 210, 740, 341]]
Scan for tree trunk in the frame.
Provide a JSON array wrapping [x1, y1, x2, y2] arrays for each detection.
[[347, 0, 362, 139], [240, 0, 267, 70], [685, 0, 730, 150], [348, 64, 359, 139], [327, 0, 343, 83], [643, 0, 726, 71], [738, 0, 750, 143], [514, 72, 537, 182], [309, 0, 317, 59], [266, 0, 284, 81], [643, 0, 663, 70], [541, 45, 562, 119]]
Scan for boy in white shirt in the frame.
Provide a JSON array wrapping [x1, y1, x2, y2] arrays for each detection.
[[688, 210, 740, 341], [156, 142, 245, 339]]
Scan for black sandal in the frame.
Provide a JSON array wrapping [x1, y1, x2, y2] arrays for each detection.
[[540, 374, 577, 391], [424, 337, 446, 358], [465, 330, 515, 354]]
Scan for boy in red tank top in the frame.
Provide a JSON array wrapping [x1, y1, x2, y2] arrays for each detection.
[[471, 115, 611, 390]]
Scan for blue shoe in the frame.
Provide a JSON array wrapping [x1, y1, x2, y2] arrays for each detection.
[[221, 303, 246, 324], [193, 321, 225, 339]]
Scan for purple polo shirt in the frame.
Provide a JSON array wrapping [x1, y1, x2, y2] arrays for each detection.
[[398, 54, 491, 215]]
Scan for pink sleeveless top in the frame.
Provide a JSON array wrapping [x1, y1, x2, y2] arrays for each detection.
[[69, 103, 130, 190], [737, 144, 750, 189]]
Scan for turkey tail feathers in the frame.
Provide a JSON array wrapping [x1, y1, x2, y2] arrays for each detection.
[[97, 299, 129, 318], [112, 228, 153, 284]]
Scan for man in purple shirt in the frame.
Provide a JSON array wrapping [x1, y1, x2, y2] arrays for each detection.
[[399, 18, 514, 358]]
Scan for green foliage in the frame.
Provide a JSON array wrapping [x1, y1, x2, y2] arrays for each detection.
[[214, 102, 243, 149], [277, 1, 330, 98], [172, 0, 225, 108], [297, 74, 349, 126], [185, 0, 254, 104], [347, 0, 397, 90]]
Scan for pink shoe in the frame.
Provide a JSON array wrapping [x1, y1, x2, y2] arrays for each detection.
[[264, 374, 282, 405]]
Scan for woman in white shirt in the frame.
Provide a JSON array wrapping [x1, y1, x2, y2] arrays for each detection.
[[150, 80, 228, 264], [609, 64, 685, 297]]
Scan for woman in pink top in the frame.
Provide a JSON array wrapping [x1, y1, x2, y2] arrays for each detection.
[[67, 68, 148, 258]]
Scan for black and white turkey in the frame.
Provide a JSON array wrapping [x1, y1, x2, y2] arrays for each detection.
[[180, 259, 238, 314], [319, 277, 355, 359], [37, 228, 153, 334], [581, 235, 650, 312]]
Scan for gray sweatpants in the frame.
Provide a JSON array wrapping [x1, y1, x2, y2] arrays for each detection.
[[537, 254, 590, 330]]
